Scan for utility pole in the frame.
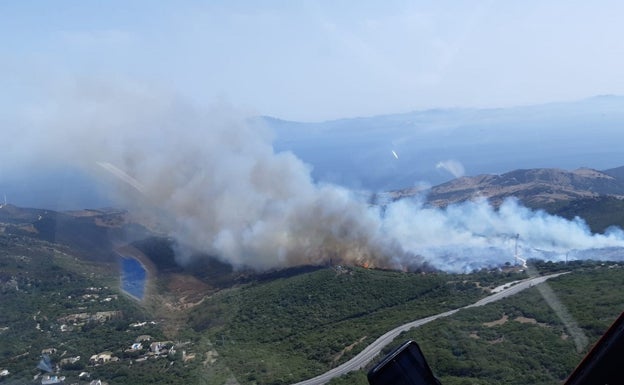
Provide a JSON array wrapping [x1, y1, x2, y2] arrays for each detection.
[[514, 234, 520, 266]]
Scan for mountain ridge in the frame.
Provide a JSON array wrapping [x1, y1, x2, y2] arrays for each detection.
[[419, 167, 624, 207], [263, 95, 624, 190], [262, 94, 624, 125], [374, 166, 624, 234]]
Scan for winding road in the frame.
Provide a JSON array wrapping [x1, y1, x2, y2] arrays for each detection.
[[292, 272, 568, 385]]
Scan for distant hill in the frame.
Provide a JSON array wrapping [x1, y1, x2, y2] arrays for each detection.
[[382, 166, 624, 233], [0, 204, 151, 260], [602, 165, 624, 180], [423, 167, 624, 207], [263, 95, 624, 190]]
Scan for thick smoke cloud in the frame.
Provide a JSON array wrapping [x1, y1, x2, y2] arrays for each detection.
[[383, 198, 624, 272], [14, 82, 624, 272], [16, 82, 394, 269]]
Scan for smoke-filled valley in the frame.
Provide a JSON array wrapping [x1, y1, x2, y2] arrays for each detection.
[[4, 84, 624, 273]]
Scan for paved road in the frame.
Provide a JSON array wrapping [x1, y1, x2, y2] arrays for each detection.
[[292, 272, 568, 385]]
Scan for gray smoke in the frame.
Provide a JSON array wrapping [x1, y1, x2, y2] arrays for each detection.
[[12, 81, 624, 271], [15, 82, 395, 269]]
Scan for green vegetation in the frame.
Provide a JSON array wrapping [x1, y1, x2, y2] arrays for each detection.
[[189, 267, 520, 384], [0, 234, 203, 384], [533, 196, 624, 233], [333, 263, 624, 385], [2, 231, 623, 385]]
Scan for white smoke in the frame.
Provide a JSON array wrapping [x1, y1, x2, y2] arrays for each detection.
[[13, 81, 624, 271], [436, 159, 466, 178], [382, 198, 624, 272]]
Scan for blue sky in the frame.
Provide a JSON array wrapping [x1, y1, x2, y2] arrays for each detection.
[[2, 1, 624, 121]]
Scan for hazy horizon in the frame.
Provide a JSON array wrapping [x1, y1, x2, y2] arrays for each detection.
[[3, 93, 624, 210], [3, 1, 624, 121]]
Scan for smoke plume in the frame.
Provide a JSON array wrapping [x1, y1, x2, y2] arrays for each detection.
[[382, 198, 624, 272], [436, 159, 465, 178], [13, 82, 624, 272]]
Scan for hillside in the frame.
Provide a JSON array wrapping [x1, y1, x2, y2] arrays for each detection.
[[0, 212, 623, 384], [188, 260, 623, 385], [0, 204, 152, 260], [0, 234, 204, 385], [539, 196, 624, 233], [187, 266, 492, 384], [332, 262, 624, 385], [389, 167, 624, 207], [381, 166, 624, 233]]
